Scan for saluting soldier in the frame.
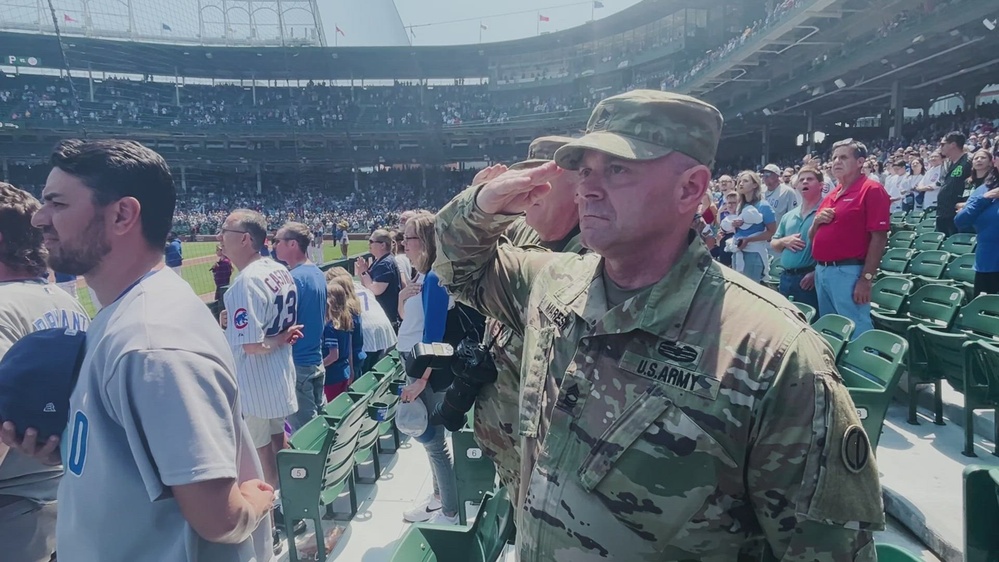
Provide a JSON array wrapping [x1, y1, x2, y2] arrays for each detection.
[[471, 135, 587, 508], [434, 90, 884, 561]]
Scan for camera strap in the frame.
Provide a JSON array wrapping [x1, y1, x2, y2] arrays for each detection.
[[455, 303, 497, 352]]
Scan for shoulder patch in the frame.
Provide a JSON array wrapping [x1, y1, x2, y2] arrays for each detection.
[[841, 425, 871, 473]]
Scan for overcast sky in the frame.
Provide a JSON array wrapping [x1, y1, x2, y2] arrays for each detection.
[[0, 0, 644, 47], [388, 0, 642, 46]]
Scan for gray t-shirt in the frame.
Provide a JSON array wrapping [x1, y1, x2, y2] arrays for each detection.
[[764, 184, 801, 225], [0, 279, 89, 503], [56, 269, 271, 562]]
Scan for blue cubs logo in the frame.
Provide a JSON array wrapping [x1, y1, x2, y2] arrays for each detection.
[[233, 308, 249, 329]]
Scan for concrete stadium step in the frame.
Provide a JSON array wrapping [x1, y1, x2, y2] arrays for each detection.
[[899, 373, 998, 451], [877, 402, 999, 562]]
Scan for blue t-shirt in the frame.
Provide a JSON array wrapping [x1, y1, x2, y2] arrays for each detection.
[[421, 270, 449, 344], [322, 322, 352, 385], [733, 201, 777, 240], [774, 205, 818, 270], [164, 239, 183, 267], [290, 263, 327, 366], [955, 184, 999, 273], [54, 271, 75, 283], [369, 254, 401, 324]]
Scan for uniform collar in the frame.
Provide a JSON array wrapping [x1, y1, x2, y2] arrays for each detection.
[[549, 231, 711, 341]]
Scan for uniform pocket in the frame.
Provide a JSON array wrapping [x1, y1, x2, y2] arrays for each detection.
[[577, 388, 737, 548]]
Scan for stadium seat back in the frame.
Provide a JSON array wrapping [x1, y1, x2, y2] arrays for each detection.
[[793, 302, 816, 323], [964, 466, 999, 562], [941, 233, 977, 255], [912, 232, 944, 252], [878, 248, 915, 277], [838, 330, 908, 451], [904, 283, 964, 330], [914, 218, 937, 236], [812, 314, 856, 362], [875, 544, 926, 562], [887, 230, 915, 249], [906, 250, 950, 280]]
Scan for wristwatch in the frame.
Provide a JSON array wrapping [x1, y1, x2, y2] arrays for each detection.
[[862, 272, 874, 281]]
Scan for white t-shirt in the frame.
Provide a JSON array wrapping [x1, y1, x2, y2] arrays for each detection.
[[395, 254, 414, 283], [396, 273, 426, 353], [922, 165, 943, 209], [224, 257, 298, 419], [57, 268, 271, 562], [883, 174, 905, 212], [353, 281, 397, 353], [764, 184, 800, 224]]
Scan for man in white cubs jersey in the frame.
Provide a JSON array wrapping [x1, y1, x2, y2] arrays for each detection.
[[0, 183, 89, 562], [220, 209, 302, 500], [3, 140, 273, 562]]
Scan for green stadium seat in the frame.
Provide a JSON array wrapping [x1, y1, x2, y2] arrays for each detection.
[[889, 211, 908, 230], [793, 301, 816, 323], [875, 544, 926, 562], [812, 314, 856, 362], [869, 276, 914, 318], [914, 218, 937, 236], [278, 402, 366, 562], [964, 465, 999, 562], [958, 340, 999, 457], [389, 488, 515, 562], [764, 262, 783, 292], [903, 250, 951, 289], [872, 283, 960, 337], [902, 211, 925, 230], [837, 330, 908, 452], [453, 411, 498, 525], [877, 248, 915, 279], [373, 363, 406, 454], [906, 295, 999, 442], [912, 232, 944, 252], [923, 207, 938, 220], [350, 372, 390, 482], [942, 253, 977, 303], [941, 233, 977, 256], [887, 230, 916, 249]]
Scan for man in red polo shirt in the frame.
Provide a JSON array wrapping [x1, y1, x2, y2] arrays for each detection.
[[808, 138, 890, 334]]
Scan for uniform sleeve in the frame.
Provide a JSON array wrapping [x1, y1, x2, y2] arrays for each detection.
[[322, 323, 338, 352], [864, 184, 892, 232], [223, 278, 268, 347], [104, 350, 240, 502], [434, 185, 560, 334], [747, 331, 884, 561]]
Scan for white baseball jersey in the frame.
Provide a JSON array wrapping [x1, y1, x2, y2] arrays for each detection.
[[224, 257, 298, 419], [56, 268, 271, 562], [0, 279, 89, 504], [353, 281, 397, 353]]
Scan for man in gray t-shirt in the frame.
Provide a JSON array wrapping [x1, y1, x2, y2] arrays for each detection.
[[0, 183, 90, 562], [2, 140, 275, 561]]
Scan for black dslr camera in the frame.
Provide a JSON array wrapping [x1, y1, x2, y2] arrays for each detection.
[[410, 336, 498, 431]]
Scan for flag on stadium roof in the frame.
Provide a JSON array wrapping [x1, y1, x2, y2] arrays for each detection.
[[593, 1, 605, 8], [162, 23, 172, 32], [480, 23, 488, 30], [63, 14, 77, 23], [539, 14, 550, 22], [336, 25, 345, 36]]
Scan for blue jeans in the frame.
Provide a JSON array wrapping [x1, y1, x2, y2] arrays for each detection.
[[779, 271, 819, 310], [409, 376, 459, 517], [741, 253, 765, 283], [815, 265, 874, 335], [288, 364, 325, 432]]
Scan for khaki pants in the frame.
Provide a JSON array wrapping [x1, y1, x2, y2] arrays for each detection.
[[0, 497, 57, 562]]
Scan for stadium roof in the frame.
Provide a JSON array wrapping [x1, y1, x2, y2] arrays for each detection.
[[0, 0, 723, 80]]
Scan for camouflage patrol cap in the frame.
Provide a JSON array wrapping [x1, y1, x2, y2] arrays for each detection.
[[554, 90, 723, 170], [509, 135, 575, 170]]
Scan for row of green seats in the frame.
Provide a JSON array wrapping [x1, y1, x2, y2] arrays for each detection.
[[390, 488, 514, 562], [277, 351, 407, 562]]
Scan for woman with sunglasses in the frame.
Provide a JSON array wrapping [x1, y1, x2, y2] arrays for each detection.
[[355, 229, 402, 328]]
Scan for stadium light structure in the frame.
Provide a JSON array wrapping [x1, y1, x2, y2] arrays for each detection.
[[834, 78, 847, 89], [985, 19, 997, 31]]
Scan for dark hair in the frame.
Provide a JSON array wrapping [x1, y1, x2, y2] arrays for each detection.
[[231, 209, 268, 251], [942, 131, 967, 148], [50, 139, 175, 248], [0, 183, 47, 277]]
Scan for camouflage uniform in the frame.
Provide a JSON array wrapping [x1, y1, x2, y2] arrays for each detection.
[[473, 136, 586, 506], [436, 90, 884, 561]]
